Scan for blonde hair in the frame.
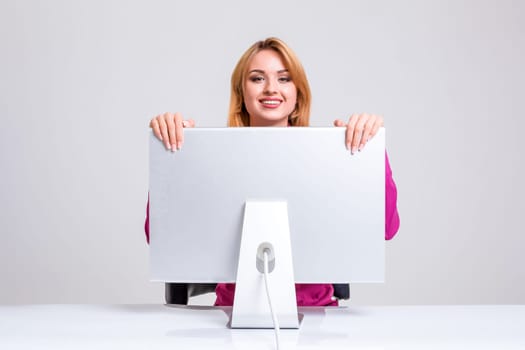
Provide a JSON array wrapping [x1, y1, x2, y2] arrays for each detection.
[[228, 37, 311, 127]]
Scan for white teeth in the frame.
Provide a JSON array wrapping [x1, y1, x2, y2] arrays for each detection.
[[261, 100, 280, 105]]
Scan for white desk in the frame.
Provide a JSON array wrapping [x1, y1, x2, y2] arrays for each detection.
[[0, 305, 523, 349]]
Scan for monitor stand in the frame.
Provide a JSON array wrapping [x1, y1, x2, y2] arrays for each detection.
[[231, 200, 300, 329]]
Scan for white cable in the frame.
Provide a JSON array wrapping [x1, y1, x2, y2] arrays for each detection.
[[263, 249, 281, 350]]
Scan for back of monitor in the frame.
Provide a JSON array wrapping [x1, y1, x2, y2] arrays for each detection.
[[149, 127, 385, 283]]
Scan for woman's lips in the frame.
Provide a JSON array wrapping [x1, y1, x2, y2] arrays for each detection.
[[259, 99, 282, 108]]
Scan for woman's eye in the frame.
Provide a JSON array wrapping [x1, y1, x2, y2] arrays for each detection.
[[279, 76, 292, 83], [250, 76, 264, 83]]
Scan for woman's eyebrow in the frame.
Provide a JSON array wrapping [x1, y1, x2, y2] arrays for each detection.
[[248, 69, 289, 74]]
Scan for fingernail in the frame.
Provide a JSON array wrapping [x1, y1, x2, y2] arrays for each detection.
[[165, 143, 171, 151], [351, 147, 357, 154], [358, 144, 363, 152], [176, 141, 182, 150], [171, 144, 176, 152], [346, 143, 350, 150]]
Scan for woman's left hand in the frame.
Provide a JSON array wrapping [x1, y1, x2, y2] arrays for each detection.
[[333, 114, 384, 154]]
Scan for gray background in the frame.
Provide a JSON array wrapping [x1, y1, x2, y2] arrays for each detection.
[[1, 0, 523, 305]]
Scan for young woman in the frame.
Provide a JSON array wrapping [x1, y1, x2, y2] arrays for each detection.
[[146, 37, 400, 306]]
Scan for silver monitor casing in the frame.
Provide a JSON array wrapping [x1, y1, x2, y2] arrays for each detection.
[[149, 127, 385, 284]]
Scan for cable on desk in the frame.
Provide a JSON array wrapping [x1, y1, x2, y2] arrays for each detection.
[[263, 249, 281, 350]]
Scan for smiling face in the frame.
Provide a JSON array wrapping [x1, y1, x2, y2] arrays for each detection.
[[243, 49, 298, 127]]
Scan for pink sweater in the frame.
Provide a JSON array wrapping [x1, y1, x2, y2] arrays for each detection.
[[145, 153, 400, 306]]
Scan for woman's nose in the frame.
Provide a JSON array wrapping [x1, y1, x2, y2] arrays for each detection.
[[264, 78, 278, 94]]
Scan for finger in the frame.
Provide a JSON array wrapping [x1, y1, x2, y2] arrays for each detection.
[[174, 112, 184, 150], [359, 116, 376, 151], [346, 114, 359, 152], [352, 114, 368, 154], [150, 117, 162, 141], [370, 115, 383, 139], [181, 119, 195, 128], [333, 119, 345, 127], [185, 119, 196, 128], [165, 113, 177, 152], [157, 115, 171, 150]]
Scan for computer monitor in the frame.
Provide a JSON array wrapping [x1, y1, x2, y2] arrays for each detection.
[[149, 127, 385, 328]]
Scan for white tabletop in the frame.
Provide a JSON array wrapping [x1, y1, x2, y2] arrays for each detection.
[[0, 304, 524, 349]]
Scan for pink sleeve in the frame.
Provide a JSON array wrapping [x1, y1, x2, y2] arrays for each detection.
[[144, 194, 150, 244], [385, 152, 400, 240]]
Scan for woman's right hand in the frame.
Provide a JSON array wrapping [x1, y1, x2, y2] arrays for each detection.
[[149, 112, 195, 151]]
